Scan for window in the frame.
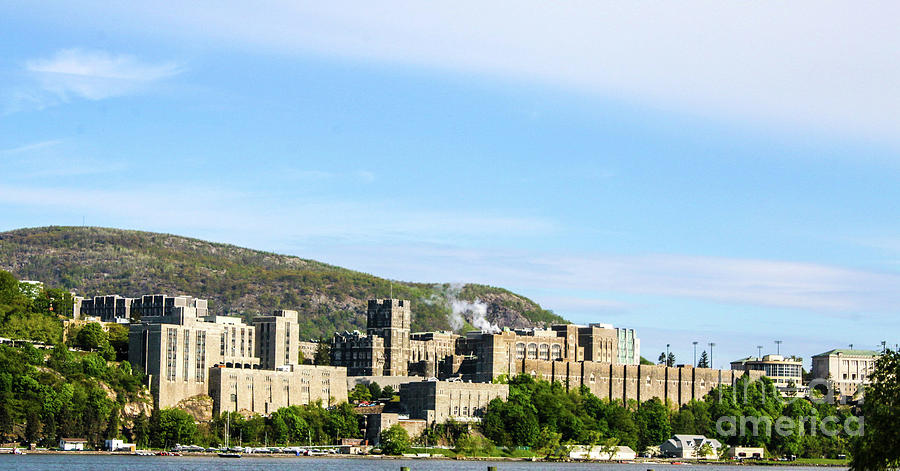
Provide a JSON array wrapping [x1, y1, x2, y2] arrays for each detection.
[[195, 331, 206, 382], [220, 331, 226, 357], [527, 343, 537, 359], [183, 330, 191, 381], [515, 342, 525, 360], [539, 344, 550, 360], [166, 329, 177, 381], [551, 344, 562, 360]]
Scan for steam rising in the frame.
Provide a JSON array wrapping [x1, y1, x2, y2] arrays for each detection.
[[440, 284, 500, 333]]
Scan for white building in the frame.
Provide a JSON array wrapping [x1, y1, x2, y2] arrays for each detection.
[[569, 445, 637, 460], [59, 438, 87, 451], [660, 435, 722, 459], [812, 349, 880, 398]]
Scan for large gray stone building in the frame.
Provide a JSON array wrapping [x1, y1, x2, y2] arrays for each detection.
[[128, 295, 346, 413]]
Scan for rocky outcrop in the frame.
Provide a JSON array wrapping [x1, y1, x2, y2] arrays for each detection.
[[175, 394, 214, 422]]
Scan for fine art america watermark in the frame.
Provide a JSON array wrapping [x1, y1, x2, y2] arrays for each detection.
[[715, 378, 864, 438]]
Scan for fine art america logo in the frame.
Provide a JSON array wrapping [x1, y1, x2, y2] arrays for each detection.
[[715, 379, 864, 439]]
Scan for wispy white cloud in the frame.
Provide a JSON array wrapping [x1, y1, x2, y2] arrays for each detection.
[[22, 2, 900, 144], [301, 243, 900, 314], [8, 49, 181, 111], [0, 140, 62, 154], [0, 184, 555, 243]]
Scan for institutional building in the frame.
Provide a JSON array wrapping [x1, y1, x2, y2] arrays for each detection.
[[331, 299, 414, 376], [730, 354, 804, 394], [400, 380, 509, 424], [811, 348, 880, 397], [128, 295, 347, 413]]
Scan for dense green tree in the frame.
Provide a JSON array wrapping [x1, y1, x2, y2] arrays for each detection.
[[314, 340, 331, 366], [133, 411, 150, 447], [348, 383, 372, 403], [697, 350, 710, 368], [380, 425, 410, 455], [851, 348, 900, 471], [75, 323, 108, 352], [367, 382, 382, 400], [151, 408, 197, 448], [635, 397, 671, 451]]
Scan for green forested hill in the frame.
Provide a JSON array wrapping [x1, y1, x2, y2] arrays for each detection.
[[0, 226, 565, 339]]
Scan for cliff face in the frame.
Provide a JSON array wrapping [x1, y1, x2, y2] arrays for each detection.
[[0, 226, 566, 339]]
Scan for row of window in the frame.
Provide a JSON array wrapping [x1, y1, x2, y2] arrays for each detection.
[[514, 342, 563, 360]]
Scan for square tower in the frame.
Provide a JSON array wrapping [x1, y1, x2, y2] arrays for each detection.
[[253, 309, 299, 369], [367, 299, 411, 376]]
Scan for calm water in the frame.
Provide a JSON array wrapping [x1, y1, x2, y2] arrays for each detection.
[[0, 455, 848, 471]]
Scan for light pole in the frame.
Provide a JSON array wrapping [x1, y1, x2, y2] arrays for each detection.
[[882, 341, 887, 353], [775, 340, 782, 355], [693, 341, 698, 366], [849, 343, 854, 350], [666, 344, 670, 366], [757, 345, 763, 359], [709, 342, 716, 369]]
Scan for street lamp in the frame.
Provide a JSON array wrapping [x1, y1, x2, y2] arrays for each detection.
[[775, 340, 782, 355], [693, 341, 698, 366], [666, 344, 670, 366], [709, 342, 716, 369], [757, 345, 763, 359]]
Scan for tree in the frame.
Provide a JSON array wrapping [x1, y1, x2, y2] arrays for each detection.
[[640, 356, 654, 365], [381, 385, 396, 399], [851, 348, 900, 471], [106, 324, 129, 360], [152, 408, 197, 448], [635, 397, 671, 451], [697, 350, 710, 368], [133, 411, 150, 447], [367, 382, 382, 400], [380, 425, 410, 455], [696, 442, 714, 459], [658, 352, 667, 364], [348, 384, 372, 403], [314, 340, 331, 366], [600, 437, 620, 460], [75, 323, 108, 352]]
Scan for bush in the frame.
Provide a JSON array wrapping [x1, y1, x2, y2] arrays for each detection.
[[380, 425, 410, 455]]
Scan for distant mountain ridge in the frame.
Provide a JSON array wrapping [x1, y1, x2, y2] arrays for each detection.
[[0, 226, 566, 339]]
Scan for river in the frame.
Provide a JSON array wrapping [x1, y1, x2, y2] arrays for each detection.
[[0, 454, 848, 471]]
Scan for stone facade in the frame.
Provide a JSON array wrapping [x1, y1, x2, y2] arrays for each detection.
[[208, 364, 347, 415], [129, 310, 259, 409], [129, 297, 346, 414], [75, 294, 134, 322], [400, 380, 509, 424], [331, 299, 412, 376], [298, 340, 319, 363], [812, 348, 880, 397], [253, 310, 299, 369]]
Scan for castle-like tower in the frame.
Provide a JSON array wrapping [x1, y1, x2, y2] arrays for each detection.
[[366, 298, 411, 376]]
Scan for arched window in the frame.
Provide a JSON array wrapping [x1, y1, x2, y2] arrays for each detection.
[[539, 344, 550, 360], [515, 342, 526, 359], [551, 344, 562, 360], [590, 373, 596, 383], [527, 343, 538, 359]]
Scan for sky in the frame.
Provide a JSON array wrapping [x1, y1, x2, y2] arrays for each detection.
[[1, 1, 899, 369]]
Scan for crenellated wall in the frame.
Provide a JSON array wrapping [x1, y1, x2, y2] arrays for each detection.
[[504, 358, 763, 407]]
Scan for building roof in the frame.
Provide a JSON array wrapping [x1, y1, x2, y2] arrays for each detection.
[[661, 435, 722, 450], [60, 438, 88, 442], [813, 349, 881, 358]]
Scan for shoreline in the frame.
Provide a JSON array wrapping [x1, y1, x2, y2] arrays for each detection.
[[2, 450, 849, 466]]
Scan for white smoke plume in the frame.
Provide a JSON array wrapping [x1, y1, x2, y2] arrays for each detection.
[[439, 283, 500, 333]]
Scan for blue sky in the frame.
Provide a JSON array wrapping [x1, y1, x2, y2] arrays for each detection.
[[2, 2, 899, 368]]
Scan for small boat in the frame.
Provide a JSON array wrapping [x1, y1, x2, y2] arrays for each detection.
[[12, 448, 24, 455], [218, 452, 242, 458]]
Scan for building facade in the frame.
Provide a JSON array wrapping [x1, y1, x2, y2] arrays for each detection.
[[400, 380, 509, 424], [331, 299, 414, 376], [209, 364, 347, 415], [811, 349, 880, 397], [730, 354, 803, 393], [129, 295, 348, 413]]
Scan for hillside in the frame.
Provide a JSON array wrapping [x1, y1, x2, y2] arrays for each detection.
[[0, 226, 565, 339]]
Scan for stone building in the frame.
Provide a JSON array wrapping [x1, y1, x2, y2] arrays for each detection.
[[731, 354, 804, 394], [298, 340, 319, 363], [129, 296, 348, 412], [209, 364, 347, 415], [400, 380, 509, 424], [331, 299, 412, 376], [408, 331, 460, 377], [457, 324, 640, 383], [129, 305, 259, 409], [812, 348, 880, 397], [253, 310, 298, 369], [74, 294, 135, 323]]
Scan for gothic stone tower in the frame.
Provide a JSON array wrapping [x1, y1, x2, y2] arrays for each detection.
[[367, 298, 411, 376]]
